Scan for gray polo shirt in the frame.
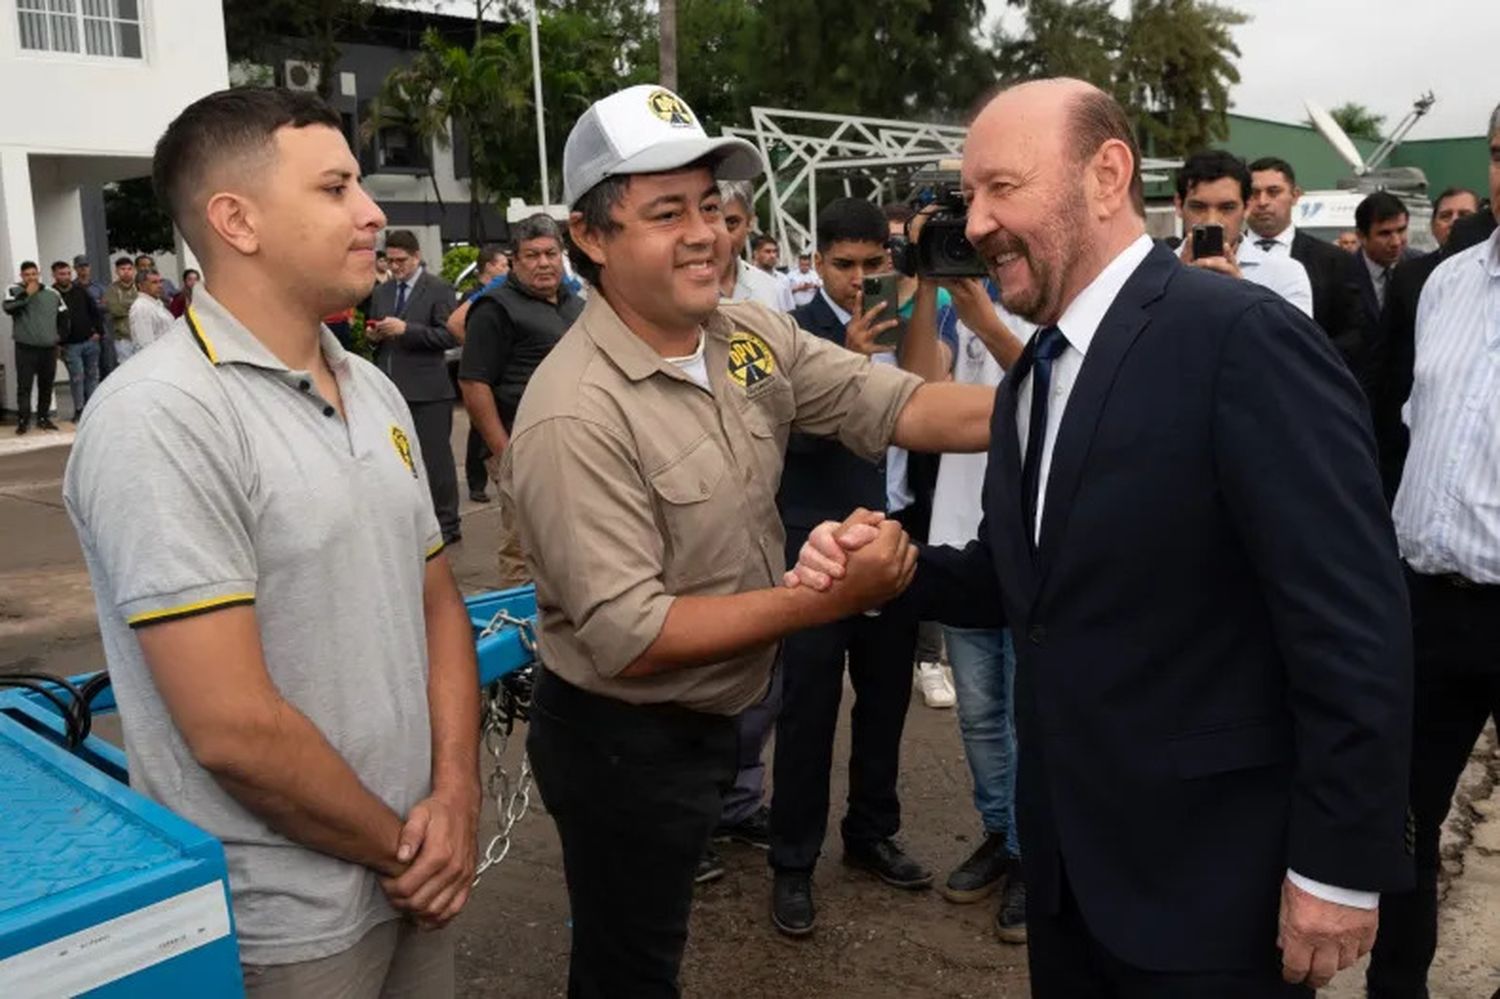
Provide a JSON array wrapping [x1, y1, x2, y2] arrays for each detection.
[[63, 286, 444, 966]]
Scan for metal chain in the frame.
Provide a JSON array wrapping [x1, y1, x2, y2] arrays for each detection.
[[472, 610, 538, 885]]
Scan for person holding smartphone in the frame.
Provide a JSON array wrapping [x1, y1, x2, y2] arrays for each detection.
[[1175, 150, 1314, 318]]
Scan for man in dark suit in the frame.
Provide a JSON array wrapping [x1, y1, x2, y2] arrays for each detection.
[[768, 196, 938, 938], [1348, 191, 1419, 338], [368, 229, 461, 543], [1247, 157, 1370, 384], [1366, 201, 1495, 500], [789, 80, 1413, 995]]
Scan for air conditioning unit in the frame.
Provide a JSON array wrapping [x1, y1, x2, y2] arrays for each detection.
[[283, 60, 320, 93]]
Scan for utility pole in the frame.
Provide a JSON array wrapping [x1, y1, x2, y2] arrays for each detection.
[[528, 0, 549, 205], [658, 0, 677, 90]]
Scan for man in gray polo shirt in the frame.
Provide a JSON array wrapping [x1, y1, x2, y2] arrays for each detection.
[[63, 87, 480, 997]]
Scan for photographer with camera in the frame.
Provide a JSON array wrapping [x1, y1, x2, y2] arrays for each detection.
[[1175, 150, 1313, 318]]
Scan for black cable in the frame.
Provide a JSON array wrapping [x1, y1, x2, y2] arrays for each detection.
[[0, 671, 106, 748], [0, 677, 84, 747]]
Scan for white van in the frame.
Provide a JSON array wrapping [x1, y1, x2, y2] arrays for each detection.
[[1293, 190, 1437, 254]]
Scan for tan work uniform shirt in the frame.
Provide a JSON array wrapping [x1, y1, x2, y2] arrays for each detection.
[[501, 295, 922, 715]]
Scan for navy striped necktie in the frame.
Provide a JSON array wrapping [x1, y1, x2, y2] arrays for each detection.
[[1021, 325, 1068, 545]]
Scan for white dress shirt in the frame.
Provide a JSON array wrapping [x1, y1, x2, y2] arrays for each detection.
[[732, 260, 796, 312], [1392, 227, 1500, 583], [1014, 232, 1377, 910], [1253, 224, 1297, 256], [1236, 239, 1315, 318], [785, 266, 823, 308], [127, 293, 175, 351]]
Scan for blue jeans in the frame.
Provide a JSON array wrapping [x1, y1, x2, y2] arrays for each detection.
[[62, 340, 101, 418], [943, 626, 1020, 856]]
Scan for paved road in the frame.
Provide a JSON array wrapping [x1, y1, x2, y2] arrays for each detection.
[[4, 412, 1496, 997]]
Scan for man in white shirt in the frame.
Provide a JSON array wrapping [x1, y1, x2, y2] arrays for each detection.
[[126, 268, 176, 356], [785, 251, 822, 307], [718, 181, 795, 311], [1174, 150, 1314, 317], [1367, 105, 1500, 999]]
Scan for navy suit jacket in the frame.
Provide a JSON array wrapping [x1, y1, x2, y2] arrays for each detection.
[[369, 269, 458, 403], [777, 292, 887, 532], [906, 243, 1413, 972]]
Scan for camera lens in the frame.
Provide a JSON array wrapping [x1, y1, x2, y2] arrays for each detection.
[[940, 228, 975, 263]]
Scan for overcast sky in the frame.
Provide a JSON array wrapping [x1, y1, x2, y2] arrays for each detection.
[[985, 0, 1498, 139]]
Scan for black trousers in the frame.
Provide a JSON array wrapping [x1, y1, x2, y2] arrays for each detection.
[[14, 343, 56, 421], [1029, 870, 1312, 998], [1367, 571, 1500, 999], [464, 426, 490, 494], [770, 528, 918, 871], [408, 399, 460, 539], [527, 669, 736, 999]]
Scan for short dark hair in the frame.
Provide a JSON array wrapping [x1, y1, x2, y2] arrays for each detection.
[[19, 260, 38, 272], [511, 213, 562, 247], [134, 254, 152, 265], [568, 175, 630, 288], [114, 256, 133, 268], [1068, 90, 1145, 217], [152, 86, 342, 241], [51, 260, 70, 271], [384, 229, 420, 255], [375, 249, 386, 260], [1248, 156, 1297, 186], [477, 243, 508, 270], [751, 233, 778, 251], [1175, 150, 1250, 203], [816, 198, 887, 251], [1355, 191, 1408, 235], [1433, 186, 1478, 210], [135, 268, 159, 288], [183, 268, 200, 280]]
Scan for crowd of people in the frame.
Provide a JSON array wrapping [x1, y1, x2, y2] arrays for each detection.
[[17, 73, 1499, 999]]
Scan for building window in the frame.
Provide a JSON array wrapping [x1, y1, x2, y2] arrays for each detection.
[[18, 0, 142, 59]]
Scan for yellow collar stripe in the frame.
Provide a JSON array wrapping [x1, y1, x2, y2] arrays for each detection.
[[184, 306, 219, 364]]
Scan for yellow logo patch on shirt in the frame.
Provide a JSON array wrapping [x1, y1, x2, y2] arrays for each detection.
[[647, 89, 695, 127], [389, 425, 417, 478], [727, 331, 776, 388]]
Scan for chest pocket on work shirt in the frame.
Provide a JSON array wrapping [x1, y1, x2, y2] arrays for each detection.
[[649, 434, 748, 591]]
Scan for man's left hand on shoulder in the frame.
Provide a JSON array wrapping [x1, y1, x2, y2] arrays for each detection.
[[1277, 876, 1378, 990], [379, 784, 481, 929]]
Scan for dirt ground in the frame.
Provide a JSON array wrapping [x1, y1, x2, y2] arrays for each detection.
[[3, 412, 1496, 998]]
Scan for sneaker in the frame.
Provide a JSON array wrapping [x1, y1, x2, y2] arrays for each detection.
[[771, 870, 816, 937], [694, 846, 725, 885], [14, 419, 28, 436], [994, 863, 1027, 944], [469, 489, 490, 503], [713, 803, 770, 850], [36, 417, 59, 431], [940, 831, 1011, 904], [914, 662, 955, 708]]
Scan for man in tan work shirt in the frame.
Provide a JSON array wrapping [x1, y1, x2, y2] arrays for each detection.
[[500, 84, 993, 999]]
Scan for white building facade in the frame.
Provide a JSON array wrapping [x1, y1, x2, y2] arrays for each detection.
[[0, 0, 228, 413]]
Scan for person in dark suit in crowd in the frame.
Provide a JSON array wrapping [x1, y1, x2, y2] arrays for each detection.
[[1429, 186, 1480, 249], [768, 196, 940, 938], [789, 78, 1414, 996], [1366, 189, 1494, 502], [1349, 191, 1419, 337], [367, 229, 462, 543], [1246, 157, 1369, 380]]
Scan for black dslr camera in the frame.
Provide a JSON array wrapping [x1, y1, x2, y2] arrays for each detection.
[[888, 168, 988, 279]]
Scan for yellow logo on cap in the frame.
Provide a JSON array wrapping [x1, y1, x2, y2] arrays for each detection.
[[390, 425, 417, 478], [647, 89, 695, 127], [727, 331, 776, 388]]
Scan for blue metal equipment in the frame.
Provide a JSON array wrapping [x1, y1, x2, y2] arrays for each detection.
[[0, 587, 538, 998]]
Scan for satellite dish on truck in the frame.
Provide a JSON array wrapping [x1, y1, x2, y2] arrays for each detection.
[[1304, 99, 1368, 174]]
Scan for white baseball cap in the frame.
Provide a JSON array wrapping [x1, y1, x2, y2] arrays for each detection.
[[562, 85, 763, 207]]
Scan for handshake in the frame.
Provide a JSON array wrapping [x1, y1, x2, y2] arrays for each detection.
[[783, 508, 919, 617]]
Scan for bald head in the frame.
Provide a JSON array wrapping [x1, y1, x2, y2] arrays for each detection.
[[962, 78, 1147, 326]]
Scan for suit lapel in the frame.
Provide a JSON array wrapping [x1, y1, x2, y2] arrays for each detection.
[[1033, 245, 1175, 596], [990, 341, 1037, 600]]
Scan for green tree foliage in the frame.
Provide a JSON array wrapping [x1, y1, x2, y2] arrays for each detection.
[[996, 0, 1246, 155], [1313, 102, 1386, 142], [103, 178, 174, 255]]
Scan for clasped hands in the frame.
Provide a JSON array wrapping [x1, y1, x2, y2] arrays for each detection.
[[380, 786, 480, 930], [783, 508, 917, 615]]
